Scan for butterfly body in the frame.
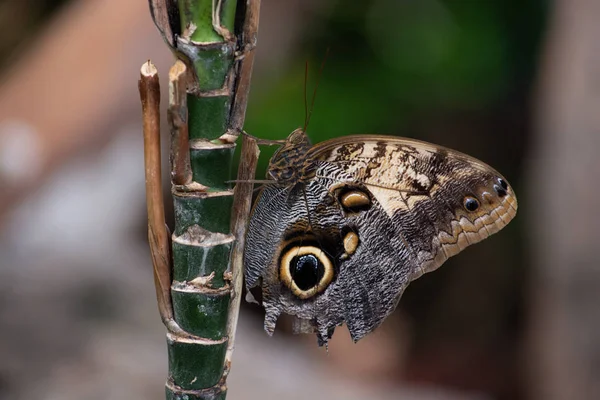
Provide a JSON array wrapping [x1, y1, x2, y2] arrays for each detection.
[[244, 129, 517, 345]]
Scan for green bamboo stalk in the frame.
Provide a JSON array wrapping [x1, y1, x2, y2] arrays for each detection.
[[144, 1, 260, 399]]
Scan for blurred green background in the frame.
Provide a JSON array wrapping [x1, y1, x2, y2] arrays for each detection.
[[247, 0, 545, 170], [243, 3, 547, 398]]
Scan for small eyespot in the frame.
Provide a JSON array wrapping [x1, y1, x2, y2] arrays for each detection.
[[336, 187, 372, 213], [464, 196, 480, 212], [498, 178, 508, 190], [493, 184, 507, 198], [343, 231, 360, 256], [280, 245, 334, 299], [341, 191, 370, 210]]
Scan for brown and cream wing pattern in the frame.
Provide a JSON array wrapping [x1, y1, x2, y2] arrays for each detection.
[[244, 131, 518, 346], [308, 135, 518, 280]]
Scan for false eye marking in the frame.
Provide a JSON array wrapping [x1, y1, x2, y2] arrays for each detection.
[[280, 245, 334, 299], [331, 185, 373, 214], [340, 190, 371, 211], [343, 231, 360, 256], [474, 176, 511, 207], [493, 184, 507, 197], [493, 177, 509, 197], [463, 196, 480, 212], [340, 230, 360, 261], [497, 177, 508, 190]]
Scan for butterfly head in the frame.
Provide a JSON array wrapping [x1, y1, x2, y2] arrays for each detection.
[[267, 128, 313, 185]]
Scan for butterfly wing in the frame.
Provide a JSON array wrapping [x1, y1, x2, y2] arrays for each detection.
[[244, 135, 517, 345], [308, 135, 518, 277]]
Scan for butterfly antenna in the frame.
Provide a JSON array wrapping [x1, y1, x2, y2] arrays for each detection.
[[303, 60, 309, 132], [303, 48, 330, 132]]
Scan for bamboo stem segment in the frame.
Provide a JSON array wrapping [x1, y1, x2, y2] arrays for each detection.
[[144, 1, 261, 398]]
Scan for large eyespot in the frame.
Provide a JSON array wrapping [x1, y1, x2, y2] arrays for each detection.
[[280, 246, 334, 299], [463, 196, 480, 212]]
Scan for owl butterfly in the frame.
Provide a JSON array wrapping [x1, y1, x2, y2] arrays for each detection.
[[243, 128, 517, 346]]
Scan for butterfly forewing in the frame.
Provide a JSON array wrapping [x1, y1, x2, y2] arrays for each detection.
[[309, 136, 517, 278]]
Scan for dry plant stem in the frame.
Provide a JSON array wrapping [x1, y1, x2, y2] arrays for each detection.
[[139, 61, 174, 323], [145, 1, 261, 398], [225, 134, 259, 365], [228, 0, 261, 135], [168, 61, 193, 185], [148, 0, 179, 47]]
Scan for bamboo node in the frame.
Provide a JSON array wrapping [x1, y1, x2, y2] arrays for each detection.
[[174, 224, 234, 247], [189, 272, 215, 287], [172, 280, 230, 294], [189, 138, 236, 150], [173, 181, 211, 192], [167, 331, 228, 345]]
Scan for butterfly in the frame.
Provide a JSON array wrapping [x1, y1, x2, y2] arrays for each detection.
[[243, 128, 517, 346]]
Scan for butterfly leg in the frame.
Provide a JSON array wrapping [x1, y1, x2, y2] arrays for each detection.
[[241, 130, 287, 146]]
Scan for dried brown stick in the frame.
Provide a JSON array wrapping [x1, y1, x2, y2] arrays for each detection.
[[148, 0, 178, 48], [226, 134, 259, 365], [228, 0, 261, 137], [223, 0, 263, 363], [168, 61, 193, 185], [139, 61, 174, 323]]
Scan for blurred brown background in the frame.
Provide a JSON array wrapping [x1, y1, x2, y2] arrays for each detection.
[[0, 0, 598, 399]]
